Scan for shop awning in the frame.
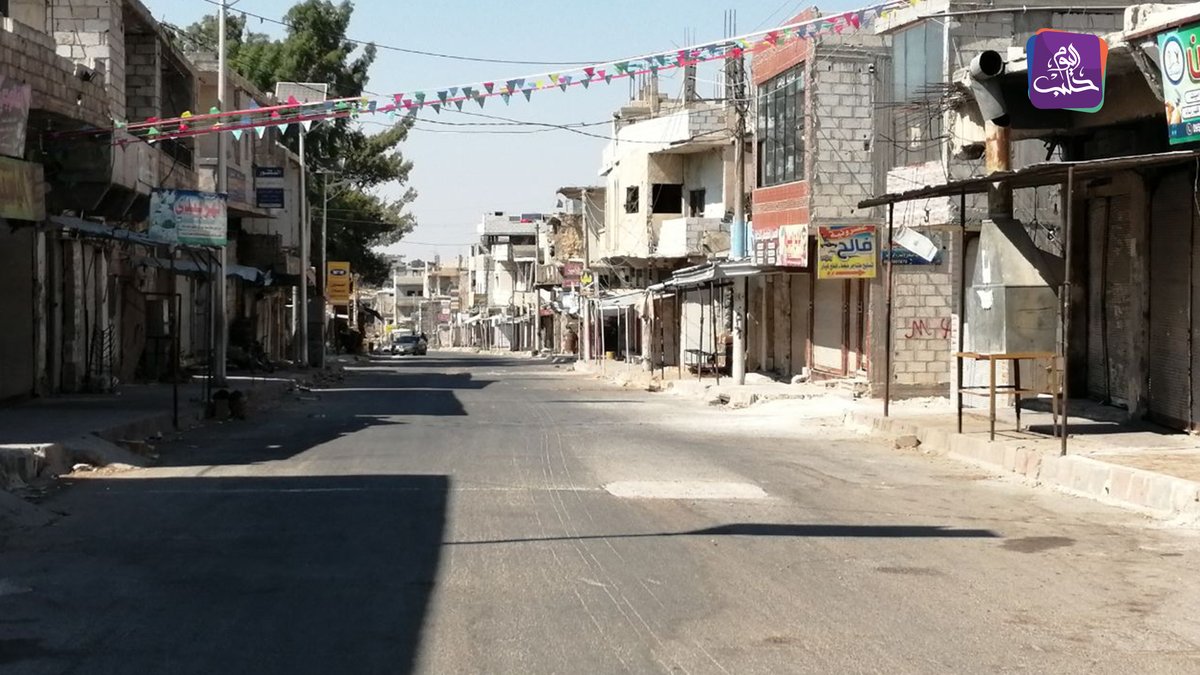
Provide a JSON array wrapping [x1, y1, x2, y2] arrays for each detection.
[[132, 256, 271, 284], [48, 215, 162, 247], [858, 150, 1200, 208], [596, 291, 644, 309]]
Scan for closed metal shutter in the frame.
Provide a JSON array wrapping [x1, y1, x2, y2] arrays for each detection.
[[1149, 171, 1192, 427], [1086, 194, 1133, 406], [812, 279, 845, 373], [0, 228, 35, 400]]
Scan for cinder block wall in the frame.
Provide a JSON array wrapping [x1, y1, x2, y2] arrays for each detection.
[[51, 0, 126, 120]]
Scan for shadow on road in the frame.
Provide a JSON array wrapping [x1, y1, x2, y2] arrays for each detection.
[[1, 474, 448, 674], [447, 522, 1001, 546], [156, 365, 495, 467]]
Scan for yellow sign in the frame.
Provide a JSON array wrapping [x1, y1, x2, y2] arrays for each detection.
[[817, 224, 877, 279], [327, 261, 352, 305]]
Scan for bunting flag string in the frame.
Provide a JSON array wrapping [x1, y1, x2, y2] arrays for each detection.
[[59, 1, 902, 147]]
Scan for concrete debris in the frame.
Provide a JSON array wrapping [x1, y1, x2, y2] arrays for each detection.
[[71, 463, 95, 473], [894, 434, 922, 450]]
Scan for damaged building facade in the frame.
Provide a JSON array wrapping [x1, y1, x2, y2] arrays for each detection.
[[870, 1, 1200, 432], [0, 0, 305, 402]]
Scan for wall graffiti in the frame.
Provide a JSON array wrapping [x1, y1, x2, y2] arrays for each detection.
[[904, 317, 952, 340]]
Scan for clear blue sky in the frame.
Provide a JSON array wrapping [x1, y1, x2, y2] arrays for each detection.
[[144, 0, 857, 264]]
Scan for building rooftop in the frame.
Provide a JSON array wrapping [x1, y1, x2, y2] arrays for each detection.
[[479, 212, 544, 236]]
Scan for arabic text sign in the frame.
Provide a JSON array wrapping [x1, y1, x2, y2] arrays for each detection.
[[327, 261, 352, 305], [817, 224, 877, 279], [778, 224, 808, 267], [1026, 29, 1107, 112], [0, 157, 45, 221], [254, 166, 286, 208], [1159, 22, 1200, 144], [0, 75, 31, 159], [149, 190, 228, 246]]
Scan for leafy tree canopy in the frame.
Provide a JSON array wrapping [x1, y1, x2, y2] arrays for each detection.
[[175, 1, 413, 285]]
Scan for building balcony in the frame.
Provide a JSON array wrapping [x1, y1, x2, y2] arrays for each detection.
[[493, 243, 539, 262], [654, 217, 730, 258]]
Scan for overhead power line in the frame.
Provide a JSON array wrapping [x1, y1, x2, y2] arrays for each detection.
[[202, 0, 600, 66]]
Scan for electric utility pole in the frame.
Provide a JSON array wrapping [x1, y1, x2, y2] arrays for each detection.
[[214, 0, 229, 386], [729, 20, 749, 386]]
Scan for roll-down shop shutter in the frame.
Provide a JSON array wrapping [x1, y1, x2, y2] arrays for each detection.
[[1148, 171, 1192, 428], [1086, 194, 1133, 406]]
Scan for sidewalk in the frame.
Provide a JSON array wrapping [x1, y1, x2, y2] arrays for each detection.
[[0, 374, 297, 489], [572, 360, 1200, 522], [841, 397, 1200, 521]]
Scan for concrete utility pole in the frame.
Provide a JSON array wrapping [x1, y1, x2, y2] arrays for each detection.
[[313, 171, 329, 368], [297, 126, 309, 366], [214, 0, 229, 386], [730, 47, 748, 386], [581, 188, 591, 361]]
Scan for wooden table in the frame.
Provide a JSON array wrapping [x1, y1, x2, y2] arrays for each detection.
[[955, 351, 1058, 440]]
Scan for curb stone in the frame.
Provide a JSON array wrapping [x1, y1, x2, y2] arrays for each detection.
[[843, 409, 1200, 520]]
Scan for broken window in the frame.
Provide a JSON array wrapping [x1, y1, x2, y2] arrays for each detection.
[[650, 184, 683, 214], [891, 20, 944, 165], [688, 189, 706, 217], [625, 186, 639, 214]]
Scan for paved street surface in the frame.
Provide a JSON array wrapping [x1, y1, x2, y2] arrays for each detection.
[[3, 353, 1200, 674]]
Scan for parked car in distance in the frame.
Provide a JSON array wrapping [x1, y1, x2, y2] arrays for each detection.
[[393, 334, 427, 356]]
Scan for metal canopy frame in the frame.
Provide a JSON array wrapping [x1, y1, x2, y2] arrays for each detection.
[[859, 150, 1200, 456]]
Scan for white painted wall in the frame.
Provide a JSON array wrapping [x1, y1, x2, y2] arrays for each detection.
[[683, 149, 727, 218]]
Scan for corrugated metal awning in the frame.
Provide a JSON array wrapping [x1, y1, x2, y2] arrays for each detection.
[[132, 256, 269, 284], [48, 215, 161, 247], [858, 150, 1200, 209]]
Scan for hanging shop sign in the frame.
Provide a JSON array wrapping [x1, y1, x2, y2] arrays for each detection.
[[562, 261, 583, 286], [0, 75, 31, 159], [1158, 22, 1200, 144], [885, 227, 944, 265], [778, 224, 809, 267], [327, 261, 352, 305], [254, 166, 286, 209], [0, 157, 45, 221], [149, 189, 228, 246], [753, 234, 779, 266], [817, 224, 877, 279]]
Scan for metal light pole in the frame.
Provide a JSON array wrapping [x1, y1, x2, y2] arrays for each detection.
[[213, 0, 229, 386], [297, 126, 309, 366], [275, 82, 328, 367]]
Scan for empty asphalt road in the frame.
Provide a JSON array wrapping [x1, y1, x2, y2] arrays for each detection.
[[3, 352, 1200, 674]]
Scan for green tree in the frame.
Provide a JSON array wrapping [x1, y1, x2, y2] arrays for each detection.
[[178, 0, 414, 285]]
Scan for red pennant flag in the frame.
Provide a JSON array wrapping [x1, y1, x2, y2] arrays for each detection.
[[483, 82, 495, 94], [394, 93, 403, 105], [583, 66, 595, 79]]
